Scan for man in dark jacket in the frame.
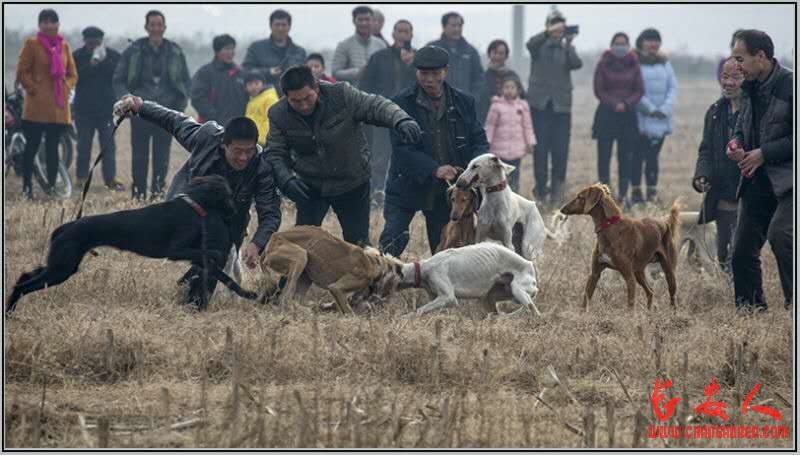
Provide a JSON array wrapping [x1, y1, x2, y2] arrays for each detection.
[[113, 10, 191, 200], [266, 65, 421, 246], [190, 34, 248, 125], [726, 30, 793, 313], [243, 9, 307, 94], [72, 26, 124, 190], [379, 46, 489, 257], [526, 9, 582, 205], [359, 19, 417, 205], [426, 12, 484, 95], [114, 94, 282, 309]]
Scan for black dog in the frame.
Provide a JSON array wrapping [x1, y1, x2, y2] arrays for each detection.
[[6, 175, 257, 314]]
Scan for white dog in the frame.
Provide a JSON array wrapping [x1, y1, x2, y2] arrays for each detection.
[[647, 211, 719, 279], [397, 242, 540, 317], [456, 154, 565, 261]]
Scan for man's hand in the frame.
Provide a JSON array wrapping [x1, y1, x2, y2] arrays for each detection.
[[565, 32, 576, 44], [270, 67, 282, 77], [434, 165, 458, 182], [614, 102, 626, 113], [547, 22, 566, 35], [692, 176, 712, 193], [526, 144, 534, 154], [396, 119, 422, 144], [113, 94, 143, 118], [739, 148, 764, 178], [242, 243, 261, 269], [400, 48, 414, 65], [282, 177, 311, 204], [726, 139, 746, 162]]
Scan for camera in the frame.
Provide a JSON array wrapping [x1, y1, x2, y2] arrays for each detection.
[[565, 25, 579, 35]]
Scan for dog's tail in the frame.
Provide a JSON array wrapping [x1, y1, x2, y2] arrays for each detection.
[[544, 212, 569, 245], [212, 268, 259, 300], [665, 199, 681, 242]]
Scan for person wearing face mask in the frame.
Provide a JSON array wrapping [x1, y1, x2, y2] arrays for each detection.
[[331, 6, 387, 84], [591, 32, 644, 206], [632, 28, 678, 204], [190, 34, 249, 125], [477, 39, 522, 123], [691, 57, 745, 277]]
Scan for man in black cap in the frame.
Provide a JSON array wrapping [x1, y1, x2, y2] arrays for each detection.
[[379, 45, 489, 257], [72, 26, 124, 190]]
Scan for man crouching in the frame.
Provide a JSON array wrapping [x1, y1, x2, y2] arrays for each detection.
[[114, 95, 281, 309]]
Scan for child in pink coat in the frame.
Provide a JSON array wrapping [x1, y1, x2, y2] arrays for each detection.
[[484, 76, 537, 192]]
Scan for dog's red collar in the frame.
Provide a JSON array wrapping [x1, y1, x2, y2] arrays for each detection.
[[596, 215, 621, 232], [414, 261, 421, 288], [179, 195, 207, 217], [485, 180, 508, 193]]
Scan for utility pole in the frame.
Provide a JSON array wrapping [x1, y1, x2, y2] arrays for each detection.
[[511, 4, 525, 74]]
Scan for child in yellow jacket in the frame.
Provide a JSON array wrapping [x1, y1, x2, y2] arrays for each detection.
[[244, 70, 279, 146]]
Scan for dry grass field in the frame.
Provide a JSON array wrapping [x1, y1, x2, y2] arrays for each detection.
[[2, 79, 793, 448]]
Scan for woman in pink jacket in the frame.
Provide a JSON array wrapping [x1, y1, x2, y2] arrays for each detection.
[[484, 76, 537, 192]]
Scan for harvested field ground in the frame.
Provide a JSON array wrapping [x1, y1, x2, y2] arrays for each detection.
[[3, 79, 793, 448]]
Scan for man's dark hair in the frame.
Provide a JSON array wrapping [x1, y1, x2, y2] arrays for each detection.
[[306, 53, 325, 67], [352, 6, 373, 19], [145, 10, 165, 26], [487, 39, 509, 56], [280, 65, 316, 93], [441, 12, 463, 27], [223, 117, 259, 145], [270, 9, 292, 26], [610, 32, 630, 47], [394, 19, 413, 32], [213, 34, 236, 53], [732, 29, 774, 60], [244, 69, 265, 84], [38, 9, 59, 24]]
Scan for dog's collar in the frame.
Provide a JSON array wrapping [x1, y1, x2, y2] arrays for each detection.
[[179, 194, 207, 217], [413, 261, 421, 288], [596, 215, 621, 233], [485, 180, 508, 193]]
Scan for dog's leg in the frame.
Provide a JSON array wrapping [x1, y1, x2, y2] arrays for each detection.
[[657, 253, 678, 307], [634, 269, 655, 310], [506, 282, 541, 318], [326, 274, 367, 315], [416, 294, 457, 315], [619, 267, 637, 310], [265, 243, 308, 307], [583, 261, 605, 310]]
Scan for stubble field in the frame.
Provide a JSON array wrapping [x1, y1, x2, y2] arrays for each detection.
[[2, 79, 793, 448]]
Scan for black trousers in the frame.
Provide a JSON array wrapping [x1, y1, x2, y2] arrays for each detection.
[[596, 123, 638, 200], [531, 103, 571, 197], [75, 112, 117, 183], [130, 116, 172, 199], [715, 207, 738, 271], [295, 182, 371, 246], [368, 126, 392, 195], [379, 193, 450, 257], [731, 177, 793, 309], [21, 121, 65, 191], [630, 135, 665, 188]]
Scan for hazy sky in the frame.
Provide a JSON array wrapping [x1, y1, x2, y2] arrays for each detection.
[[4, 3, 795, 58]]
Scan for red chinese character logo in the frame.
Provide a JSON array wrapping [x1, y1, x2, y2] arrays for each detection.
[[651, 378, 682, 422], [695, 376, 728, 421], [742, 383, 782, 420]]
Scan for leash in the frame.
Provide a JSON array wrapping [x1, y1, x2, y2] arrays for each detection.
[[74, 116, 126, 220]]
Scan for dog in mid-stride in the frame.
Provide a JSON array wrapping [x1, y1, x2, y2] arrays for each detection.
[[5, 175, 258, 315]]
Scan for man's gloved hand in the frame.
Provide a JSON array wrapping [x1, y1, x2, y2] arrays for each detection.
[[113, 94, 143, 118], [282, 177, 311, 204], [396, 118, 422, 144]]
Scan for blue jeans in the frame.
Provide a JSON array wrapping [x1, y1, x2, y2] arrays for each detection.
[[75, 112, 117, 183], [379, 194, 450, 257]]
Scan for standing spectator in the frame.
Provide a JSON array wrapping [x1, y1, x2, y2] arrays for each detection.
[[243, 70, 279, 146], [305, 54, 337, 83], [426, 12, 483, 95], [15, 9, 78, 200], [484, 76, 536, 192], [379, 46, 489, 257], [243, 9, 307, 94], [526, 9, 582, 206], [371, 9, 389, 47], [72, 26, 124, 191], [727, 30, 793, 313], [113, 10, 191, 200], [190, 34, 248, 125], [632, 28, 678, 204], [266, 65, 420, 246], [477, 39, 521, 122], [331, 6, 387, 84], [591, 32, 644, 205], [360, 19, 417, 205], [691, 58, 745, 276]]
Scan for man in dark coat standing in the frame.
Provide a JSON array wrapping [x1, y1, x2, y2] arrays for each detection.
[[426, 12, 484, 95], [726, 30, 793, 313], [72, 26, 124, 190], [243, 9, 307, 94], [265, 65, 421, 246], [190, 34, 248, 125], [379, 46, 489, 257]]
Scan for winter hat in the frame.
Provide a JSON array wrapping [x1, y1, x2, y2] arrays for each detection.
[[545, 9, 566, 26]]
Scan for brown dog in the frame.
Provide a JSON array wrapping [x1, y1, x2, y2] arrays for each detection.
[[560, 184, 679, 309], [435, 184, 482, 252], [261, 226, 403, 314]]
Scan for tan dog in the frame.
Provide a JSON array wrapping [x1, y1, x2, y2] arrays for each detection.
[[560, 184, 679, 309], [261, 226, 403, 314], [435, 185, 481, 252]]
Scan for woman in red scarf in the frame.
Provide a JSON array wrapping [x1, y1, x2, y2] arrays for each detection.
[[15, 9, 78, 199]]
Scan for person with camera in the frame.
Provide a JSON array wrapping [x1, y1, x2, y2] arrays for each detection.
[[526, 8, 582, 207]]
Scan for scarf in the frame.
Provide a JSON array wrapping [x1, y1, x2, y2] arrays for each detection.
[[635, 49, 668, 65], [36, 31, 66, 108]]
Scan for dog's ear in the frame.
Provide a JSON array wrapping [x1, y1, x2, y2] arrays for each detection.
[[502, 162, 516, 176], [583, 188, 602, 214]]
